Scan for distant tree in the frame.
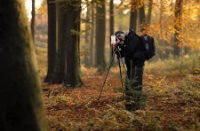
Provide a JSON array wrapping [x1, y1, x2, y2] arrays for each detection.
[[183, 0, 190, 54], [64, 0, 82, 87], [118, 3, 124, 29], [0, 0, 47, 130], [110, 0, 114, 62], [31, 0, 35, 41], [84, 0, 90, 67], [174, 0, 183, 56], [45, 0, 57, 83], [157, 0, 164, 59], [95, 0, 106, 71], [89, 1, 95, 66], [147, 0, 153, 24], [139, 1, 145, 31], [130, 0, 138, 31], [159, 0, 164, 38]]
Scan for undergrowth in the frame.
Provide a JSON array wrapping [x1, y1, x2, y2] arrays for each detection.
[[44, 53, 200, 131], [145, 52, 200, 75]]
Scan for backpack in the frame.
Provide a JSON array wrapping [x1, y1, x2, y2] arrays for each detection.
[[141, 35, 155, 60]]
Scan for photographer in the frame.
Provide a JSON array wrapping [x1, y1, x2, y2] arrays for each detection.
[[113, 29, 145, 111], [112, 31, 126, 58]]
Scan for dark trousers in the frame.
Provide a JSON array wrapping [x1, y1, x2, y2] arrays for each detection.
[[124, 59, 144, 110], [125, 59, 144, 91]]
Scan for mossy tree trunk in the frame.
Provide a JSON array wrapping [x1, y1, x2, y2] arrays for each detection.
[[45, 0, 57, 83], [95, 0, 106, 71], [64, 0, 82, 87], [0, 0, 47, 130]]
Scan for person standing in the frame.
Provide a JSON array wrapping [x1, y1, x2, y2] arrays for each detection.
[[114, 29, 145, 111]]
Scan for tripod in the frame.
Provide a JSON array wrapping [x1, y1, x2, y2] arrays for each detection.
[[97, 49, 125, 100]]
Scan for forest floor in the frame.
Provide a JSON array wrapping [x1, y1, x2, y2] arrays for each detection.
[[40, 55, 200, 131]]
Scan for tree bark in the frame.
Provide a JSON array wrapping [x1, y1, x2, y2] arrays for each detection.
[[31, 0, 35, 41], [130, 0, 138, 31], [90, 1, 95, 66], [174, 0, 183, 57], [64, 0, 82, 87], [139, 2, 145, 31], [84, 0, 90, 67], [53, 2, 66, 83], [45, 0, 57, 83], [109, 0, 114, 63], [147, 0, 153, 24], [0, 0, 47, 130], [160, 0, 163, 37], [95, 0, 106, 71], [184, 0, 190, 54]]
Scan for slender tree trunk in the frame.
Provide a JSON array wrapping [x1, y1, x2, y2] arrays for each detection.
[[53, 2, 66, 83], [84, 0, 90, 67], [184, 0, 190, 54], [90, 1, 95, 66], [45, 0, 57, 83], [147, 0, 153, 24], [64, 0, 82, 87], [109, 0, 114, 63], [130, 0, 138, 31], [118, 8, 123, 29], [0, 0, 47, 130], [31, 0, 35, 41], [95, 0, 106, 71], [174, 0, 183, 57], [109, 0, 114, 34], [139, 2, 145, 31], [157, 0, 166, 59], [160, 0, 163, 37]]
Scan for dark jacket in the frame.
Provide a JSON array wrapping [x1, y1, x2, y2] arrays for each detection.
[[124, 30, 145, 66], [115, 30, 145, 66]]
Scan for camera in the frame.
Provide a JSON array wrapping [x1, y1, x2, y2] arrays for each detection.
[[111, 34, 125, 47], [111, 35, 117, 45]]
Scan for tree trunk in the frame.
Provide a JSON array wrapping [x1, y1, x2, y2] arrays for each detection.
[[160, 0, 163, 37], [90, 1, 95, 66], [174, 0, 183, 57], [84, 0, 90, 67], [45, 0, 57, 83], [184, 0, 190, 54], [95, 0, 106, 71], [53, 2, 66, 83], [0, 0, 47, 130], [109, 0, 114, 63], [157, 0, 165, 59], [64, 0, 82, 87], [31, 0, 35, 41], [130, 0, 138, 31], [139, 2, 145, 31], [147, 0, 153, 24]]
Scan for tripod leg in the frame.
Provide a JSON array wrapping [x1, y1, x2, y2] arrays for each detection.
[[97, 54, 115, 100], [118, 58, 124, 88]]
